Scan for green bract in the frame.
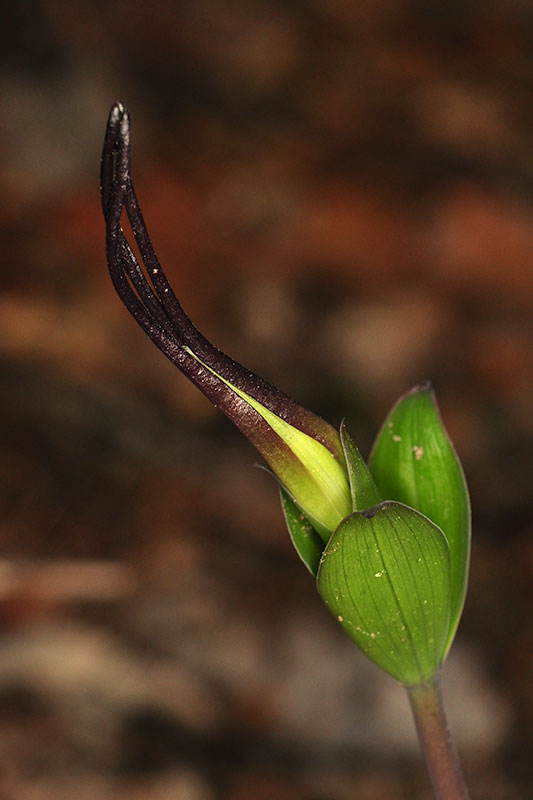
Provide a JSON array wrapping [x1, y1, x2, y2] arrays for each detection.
[[281, 488, 324, 576], [317, 502, 452, 685], [369, 383, 470, 653], [340, 421, 381, 511]]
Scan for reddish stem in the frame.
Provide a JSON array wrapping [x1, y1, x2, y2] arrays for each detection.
[[407, 673, 470, 800]]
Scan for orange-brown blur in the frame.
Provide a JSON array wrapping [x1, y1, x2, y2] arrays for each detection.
[[0, 3, 531, 798]]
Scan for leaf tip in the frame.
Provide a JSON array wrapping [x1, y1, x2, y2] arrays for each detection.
[[408, 379, 433, 396]]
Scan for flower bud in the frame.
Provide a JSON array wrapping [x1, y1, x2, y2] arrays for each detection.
[[101, 102, 351, 540], [181, 346, 352, 539]]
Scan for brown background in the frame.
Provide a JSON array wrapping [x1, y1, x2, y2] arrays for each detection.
[[0, 2, 531, 798]]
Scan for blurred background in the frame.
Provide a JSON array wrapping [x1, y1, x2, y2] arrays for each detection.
[[0, 1, 532, 798]]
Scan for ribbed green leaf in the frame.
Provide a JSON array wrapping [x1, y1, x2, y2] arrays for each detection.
[[280, 487, 324, 576], [317, 501, 451, 685], [340, 421, 381, 511], [369, 383, 470, 654]]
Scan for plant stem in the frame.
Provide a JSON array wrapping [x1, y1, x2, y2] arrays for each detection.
[[406, 673, 470, 800]]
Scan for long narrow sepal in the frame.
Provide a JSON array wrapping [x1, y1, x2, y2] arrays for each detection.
[[101, 101, 345, 460], [101, 102, 351, 536]]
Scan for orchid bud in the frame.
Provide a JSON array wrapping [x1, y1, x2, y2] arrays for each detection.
[[101, 103, 473, 694], [101, 102, 352, 539]]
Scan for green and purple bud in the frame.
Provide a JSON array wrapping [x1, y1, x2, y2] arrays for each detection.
[[102, 103, 471, 687], [101, 102, 352, 539]]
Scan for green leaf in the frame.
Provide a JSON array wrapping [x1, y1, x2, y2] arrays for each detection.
[[317, 501, 451, 685], [340, 421, 381, 511], [280, 487, 324, 576], [369, 383, 470, 654]]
